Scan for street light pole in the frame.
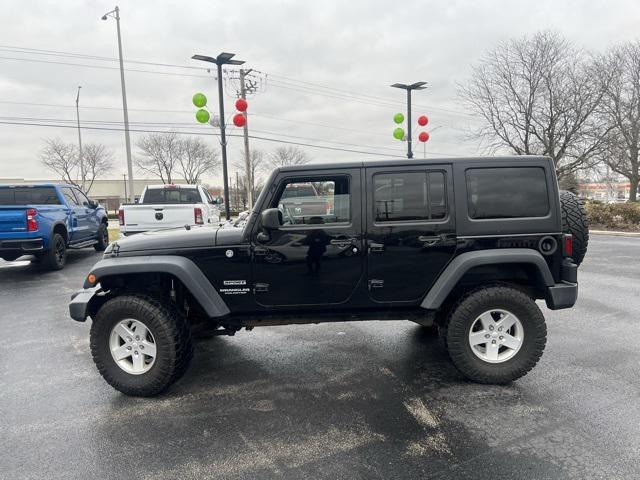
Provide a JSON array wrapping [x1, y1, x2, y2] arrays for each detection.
[[192, 52, 245, 222], [391, 81, 427, 159], [102, 6, 134, 203], [75, 86, 84, 189]]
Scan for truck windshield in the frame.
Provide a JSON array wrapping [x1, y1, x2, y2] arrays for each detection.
[[0, 186, 61, 205], [142, 187, 202, 204]]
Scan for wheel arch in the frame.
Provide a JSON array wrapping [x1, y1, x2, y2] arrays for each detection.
[[51, 221, 68, 244], [421, 249, 554, 310], [86, 255, 230, 319]]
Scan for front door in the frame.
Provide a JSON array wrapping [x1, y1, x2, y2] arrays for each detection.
[[252, 170, 364, 307], [366, 165, 457, 303]]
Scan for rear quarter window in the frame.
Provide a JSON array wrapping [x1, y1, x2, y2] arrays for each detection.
[[466, 167, 550, 219]]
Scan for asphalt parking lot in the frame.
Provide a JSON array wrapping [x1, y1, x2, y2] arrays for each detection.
[[1, 235, 639, 480]]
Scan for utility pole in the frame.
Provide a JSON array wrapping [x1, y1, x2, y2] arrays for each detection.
[[391, 82, 427, 159], [235, 170, 240, 209], [102, 6, 134, 203], [123, 173, 127, 202], [239, 68, 253, 209], [192, 52, 245, 221], [75, 86, 84, 190]]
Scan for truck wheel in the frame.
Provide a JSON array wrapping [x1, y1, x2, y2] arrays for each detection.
[[94, 224, 109, 251], [90, 294, 193, 397], [560, 191, 589, 266], [444, 286, 546, 384], [42, 233, 67, 270]]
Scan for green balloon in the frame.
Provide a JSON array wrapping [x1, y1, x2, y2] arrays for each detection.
[[393, 127, 405, 140], [195, 108, 210, 124], [192, 92, 207, 108], [393, 112, 404, 124]]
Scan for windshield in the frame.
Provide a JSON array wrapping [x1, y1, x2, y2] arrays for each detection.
[[142, 187, 202, 204]]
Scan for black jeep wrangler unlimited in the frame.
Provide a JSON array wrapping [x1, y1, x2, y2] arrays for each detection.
[[70, 156, 587, 397]]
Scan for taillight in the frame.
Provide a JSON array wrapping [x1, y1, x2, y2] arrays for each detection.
[[194, 207, 203, 224], [26, 208, 38, 232], [118, 208, 125, 226], [563, 234, 573, 258]]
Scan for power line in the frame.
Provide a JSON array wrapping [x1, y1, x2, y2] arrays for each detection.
[[1, 120, 443, 157], [0, 56, 215, 78], [0, 45, 475, 117]]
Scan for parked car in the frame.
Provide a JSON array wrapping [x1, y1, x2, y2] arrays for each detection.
[[118, 184, 220, 236], [70, 156, 588, 396], [0, 183, 109, 270]]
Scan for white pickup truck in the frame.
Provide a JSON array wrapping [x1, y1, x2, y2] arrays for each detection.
[[118, 184, 221, 236]]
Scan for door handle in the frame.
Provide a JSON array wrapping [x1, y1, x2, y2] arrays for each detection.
[[369, 242, 385, 253], [418, 235, 443, 247]]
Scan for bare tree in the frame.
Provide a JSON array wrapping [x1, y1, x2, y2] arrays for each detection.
[[458, 31, 609, 179], [268, 146, 311, 169], [596, 42, 640, 201], [81, 143, 114, 194], [40, 138, 113, 194], [40, 139, 79, 187], [135, 132, 181, 183], [177, 137, 220, 184], [234, 149, 267, 208]]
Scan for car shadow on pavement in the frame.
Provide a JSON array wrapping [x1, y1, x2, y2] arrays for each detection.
[[90, 324, 564, 479]]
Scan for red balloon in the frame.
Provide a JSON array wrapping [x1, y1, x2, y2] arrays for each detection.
[[418, 115, 429, 126], [235, 98, 248, 112], [233, 113, 246, 127], [418, 131, 430, 142]]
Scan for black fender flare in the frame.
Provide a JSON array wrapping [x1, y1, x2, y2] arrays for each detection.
[[420, 248, 554, 310], [85, 255, 230, 318]]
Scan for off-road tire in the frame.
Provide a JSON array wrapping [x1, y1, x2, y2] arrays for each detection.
[[94, 223, 109, 251], [42, 233, 66, 270], [90, 294, 193, 397], [444, 285, 546, 384], [560, 191, 589, 266]]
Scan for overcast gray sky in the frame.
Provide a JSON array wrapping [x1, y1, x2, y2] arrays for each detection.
[[1, 0, 639, 185]]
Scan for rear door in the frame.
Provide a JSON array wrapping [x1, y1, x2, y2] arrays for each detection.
[[251, 169, 364, 307], [365, 165, 456, 303]]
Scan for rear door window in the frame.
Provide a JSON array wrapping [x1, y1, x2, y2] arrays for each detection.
[[373, 171, 447, 222], [466, 167, 550, 219], [0, 187, 61, 205], [60, 187, 81, 206]]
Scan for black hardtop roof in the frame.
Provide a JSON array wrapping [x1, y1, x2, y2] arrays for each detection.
[[276, 155, 551, 173]]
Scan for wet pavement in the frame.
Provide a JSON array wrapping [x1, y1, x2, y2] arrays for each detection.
[[1, 235, 639, 479]]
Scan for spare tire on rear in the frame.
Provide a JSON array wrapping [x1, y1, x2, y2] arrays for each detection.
[[559, 191, 589, 266]]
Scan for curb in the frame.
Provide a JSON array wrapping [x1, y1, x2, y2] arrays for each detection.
[[590, 230, 640, 237]]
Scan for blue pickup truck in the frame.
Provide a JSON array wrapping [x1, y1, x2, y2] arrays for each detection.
[[0, 184, 109, 270]]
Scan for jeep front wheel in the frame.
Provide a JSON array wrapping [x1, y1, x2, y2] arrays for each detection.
[[90, 294, 193, 397], [444, 286, 546, 384]]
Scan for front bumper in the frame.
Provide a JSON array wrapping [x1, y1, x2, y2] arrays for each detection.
[[69, 286, 102, 322]]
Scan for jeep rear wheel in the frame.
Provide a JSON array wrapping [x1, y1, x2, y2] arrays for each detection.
[[90, 294, 193, 397], [445, 286, 546, 384]]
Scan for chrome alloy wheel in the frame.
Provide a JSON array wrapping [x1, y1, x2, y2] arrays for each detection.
[[109, 319, 157, 375], [468, 309, 524, 364]]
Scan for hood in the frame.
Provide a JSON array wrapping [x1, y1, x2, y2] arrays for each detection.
[[107, 224, 247, 255]]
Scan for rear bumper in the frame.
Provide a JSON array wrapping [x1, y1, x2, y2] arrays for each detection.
[[69, 286, 101, 322], [545, 282, 578, 310], [0, 237, 44, 259]]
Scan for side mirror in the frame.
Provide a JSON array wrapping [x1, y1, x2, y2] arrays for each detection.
[[261, 208, 283, 230]]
